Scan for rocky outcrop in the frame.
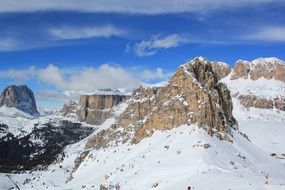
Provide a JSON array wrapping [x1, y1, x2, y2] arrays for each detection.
[[230, 58, 285, 82], [230, 60, 250, 80], [61, 94, 128, 125], [210, 61, 231, 79], [78, 94, 128, 125], [226, 58, 285, 111], [237, 95, 285, 111], [85, 57, 238, 150], [61, 101, 78, 116], [0, 85, 39, 116]]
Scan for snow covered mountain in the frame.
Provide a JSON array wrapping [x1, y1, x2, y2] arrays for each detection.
[[220, 57, 285, 164], [0, 85, 40, 116], [1, 57, 285, 190]]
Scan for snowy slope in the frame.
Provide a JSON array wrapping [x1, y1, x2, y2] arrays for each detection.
[[232, 99, 285, 161], [0, 106, 84, 138], [1, 99, 285, 190], [1, 121, 284, 190], [220, 62, 285, 164], [221, 76, 285, 99]]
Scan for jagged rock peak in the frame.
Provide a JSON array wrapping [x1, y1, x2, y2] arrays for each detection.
[[0, 85, 39, 116], [184, 57, 231, 80], [251, 57, 284, 65], [231, 57, 285, 82], [94, 57, 238, 145], [179, 56, 219, 87], [210, 61, 231, 79]]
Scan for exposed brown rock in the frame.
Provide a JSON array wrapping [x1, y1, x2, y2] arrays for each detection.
[[230, 58, 285, 82], [61, 101, 78, 116], [210, 61, 231, 79], [84, 58, 238, 153], [237, 95, 284, 111], [230, 60, 250, 80], [67, 150, 90, 182], [116, 57, 237, 144], [60, 94, 128, 125], [78, 94, 128, 125], [79, 94, 126, 110], [72, 57, 239, 174]]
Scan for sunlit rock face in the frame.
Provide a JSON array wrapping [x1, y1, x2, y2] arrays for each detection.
[[61, 94, 128, 125], [227, 58, 285, 111], [210, 61, 231, 79], [84, 57, 238, 151], [78, 94, 128, 125], [230, 58, 285, 82]]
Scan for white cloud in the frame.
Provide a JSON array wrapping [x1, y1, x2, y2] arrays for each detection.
[[131, 34, 189, 57], [0, 0, 280, 14], [0, 66, 36, 80], [245, 26, 285, 42], [0, 64, 169, 92], [37, 64, 66, 88], [49, 25, 126, 40], [141, 68, 166, 81], [36, 90, 70, 101], [35, 64, 139, 91]]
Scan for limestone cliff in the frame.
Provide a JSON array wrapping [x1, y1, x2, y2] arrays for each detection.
[[210, 61, 231, 79], [226, 57, 285, 111], [78, 94, 127, 125], [230, 57, 285, 82], [237, 95, 285, 111], [61, 94, 128, 125], [85, 57, 238, 150]]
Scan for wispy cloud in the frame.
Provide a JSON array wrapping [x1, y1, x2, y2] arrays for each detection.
[[36, 90, 71, 101], [244, 26, 285, 42], [0, 0, 280, 14], [49, 25, 127, 40], [128, 34, 189, 57], [0, 37, 21, 51]]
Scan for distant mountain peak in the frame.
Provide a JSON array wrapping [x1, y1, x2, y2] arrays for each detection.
[[230, 57, 285, 82], [0, 85, 39, 116]]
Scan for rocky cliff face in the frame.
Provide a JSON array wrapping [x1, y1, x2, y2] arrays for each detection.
[[0, 85, 39, 116], [230, 58, 285, 82], [224, 58, 285, 111], [85, 57, 238, 151], [62, 94, 128, 125], [236, 95, 285, 111], [78, 94, 128, 125], [210, 61, 231, 79]]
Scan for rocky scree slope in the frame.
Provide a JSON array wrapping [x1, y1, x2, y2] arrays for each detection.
[[0, 85, 39, 116]]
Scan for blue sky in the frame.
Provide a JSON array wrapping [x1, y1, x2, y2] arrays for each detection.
[[0, 0, 284, 109]]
